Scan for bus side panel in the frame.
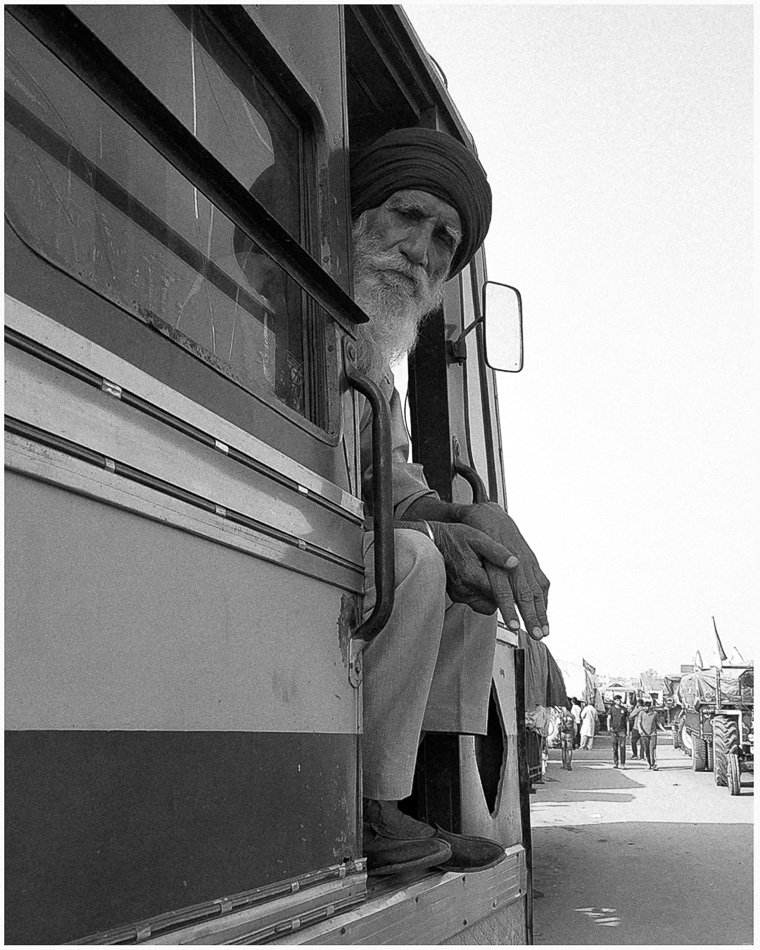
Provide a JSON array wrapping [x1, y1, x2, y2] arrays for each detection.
[[5, 731, 357, 946], [459, 641, 523, 848], [4, 469, 360, 944]]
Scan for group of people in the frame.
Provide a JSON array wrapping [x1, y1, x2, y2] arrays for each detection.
[[557, 694, 662, 772], [557, 698, 598, 770], [608, 695, 662, 770]]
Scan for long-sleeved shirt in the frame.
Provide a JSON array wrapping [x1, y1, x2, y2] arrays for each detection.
[[360, 368, 438, 522]]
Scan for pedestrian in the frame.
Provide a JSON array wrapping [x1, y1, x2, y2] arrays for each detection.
[[629, 699, 645, 760], [608, 695, 629, 769], [638, 700, 661, 769], [570, 697, 582, 748], [559, 706, 576, 770], [579, 700, 597, 750]]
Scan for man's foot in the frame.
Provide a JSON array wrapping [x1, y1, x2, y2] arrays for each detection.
[[363, 800, 451, 876], [432, 825, 507, 873], [567, 764, 573, 771], [363, 799, 505, 875], [651, 765, 658, 771], [619, 765, 626, 770], [363, 826, 451, 876], [613, 764, 619, 768]]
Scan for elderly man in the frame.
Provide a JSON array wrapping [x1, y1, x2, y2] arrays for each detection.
[[349, 129, 550, 875]]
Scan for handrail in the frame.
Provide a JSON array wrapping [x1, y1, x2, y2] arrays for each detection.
[[453, 457, 490, 504], [343, 340, 395, 642], [8, 5, 368, 335]]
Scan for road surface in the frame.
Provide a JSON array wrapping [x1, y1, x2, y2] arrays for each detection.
[[530, 735, 753, 945]]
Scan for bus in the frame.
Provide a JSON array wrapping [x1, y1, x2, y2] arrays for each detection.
[[5, 5, 532, 943]]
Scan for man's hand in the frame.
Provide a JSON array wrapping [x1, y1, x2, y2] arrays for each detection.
[[425, 522, 518, 616], [458, 503, 550, 640]]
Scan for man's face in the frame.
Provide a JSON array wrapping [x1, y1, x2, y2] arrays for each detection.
[[358, 189, 462, 287], [352, 189, 462, 376]]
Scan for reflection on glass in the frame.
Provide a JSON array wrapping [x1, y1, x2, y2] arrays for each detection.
[[4, 9, 321, 422]]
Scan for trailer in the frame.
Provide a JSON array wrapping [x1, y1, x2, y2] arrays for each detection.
[[5, 5, 533, 943]]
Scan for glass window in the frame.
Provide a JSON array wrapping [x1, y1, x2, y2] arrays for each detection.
[[4, 9, 327, 427]]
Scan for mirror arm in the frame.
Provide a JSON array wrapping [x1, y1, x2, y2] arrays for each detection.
[[448, 316, 483, 363]]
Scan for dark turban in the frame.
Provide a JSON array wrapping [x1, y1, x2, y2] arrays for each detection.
[[350, 127, 492, 278]]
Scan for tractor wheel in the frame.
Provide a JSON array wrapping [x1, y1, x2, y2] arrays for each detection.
[[692, 736, 707, 772], [727, 753, 742, 795], [712, 716, 736, 787]]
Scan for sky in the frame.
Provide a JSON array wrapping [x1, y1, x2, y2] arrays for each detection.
[[405, 3, 754, 678]]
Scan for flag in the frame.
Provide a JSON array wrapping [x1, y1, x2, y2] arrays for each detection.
[[712, 616, 728, 664]]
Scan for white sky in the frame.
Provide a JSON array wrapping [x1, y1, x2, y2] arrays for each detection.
[[405, 3, 754, 678]]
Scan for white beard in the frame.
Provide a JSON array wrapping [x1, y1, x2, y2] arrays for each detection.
[[352, 212, 445, 380]]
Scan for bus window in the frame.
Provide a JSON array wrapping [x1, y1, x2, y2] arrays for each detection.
[[4, 9, 329, 428]]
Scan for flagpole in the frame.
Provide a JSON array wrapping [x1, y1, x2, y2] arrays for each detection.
[[712, 615, 728, 666]]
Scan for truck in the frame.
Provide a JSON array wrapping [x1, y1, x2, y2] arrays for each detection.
[[5, 5, 534, 944], [675, 666, 754, 795]]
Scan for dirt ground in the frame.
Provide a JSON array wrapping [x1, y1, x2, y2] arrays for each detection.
[[530, 734, 753, 945]]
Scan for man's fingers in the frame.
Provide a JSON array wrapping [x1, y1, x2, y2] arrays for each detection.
[[484, 563, 520, 630], [511, 566, 548, 640], [468, 533, 518, 570]]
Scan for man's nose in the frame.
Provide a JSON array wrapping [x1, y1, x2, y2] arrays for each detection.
[[399, 225, 432, 269]]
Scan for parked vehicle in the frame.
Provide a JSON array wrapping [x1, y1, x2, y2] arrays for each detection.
[[676, 666, 754, 794], [5, 5, 532, 944]]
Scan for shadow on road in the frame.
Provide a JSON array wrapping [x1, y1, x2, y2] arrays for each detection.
[[532, 821, 753, 945], [531, 738, 754, 944]]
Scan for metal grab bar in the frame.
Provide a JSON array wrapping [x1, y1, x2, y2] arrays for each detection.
[[343, 339, 395, 642], [453, 457, 490, 504]]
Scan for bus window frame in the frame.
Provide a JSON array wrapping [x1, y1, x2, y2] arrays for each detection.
[[6, 6, 365, 448]]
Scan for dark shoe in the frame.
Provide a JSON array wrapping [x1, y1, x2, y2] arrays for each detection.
[[567, 764, 573, 771], [363, 799, 452, 876], [432, 825, 507, 873], [613, 764, 619, 769], [363, 825, 452, 876]]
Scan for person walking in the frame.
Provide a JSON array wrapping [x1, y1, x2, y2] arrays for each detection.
[[608, 695, 629, 769], [559, 706, 576, 770], [570, 697, 582, 749], [638, 700, 662, 769], [579, 700, 597, 750], [629, 699, 645, 760]]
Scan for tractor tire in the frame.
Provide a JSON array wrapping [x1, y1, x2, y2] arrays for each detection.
[[727, 753, 742, 795], [713, 715, 737, 787], [706, 740, 714, 772], [692, 736, 707, 771]]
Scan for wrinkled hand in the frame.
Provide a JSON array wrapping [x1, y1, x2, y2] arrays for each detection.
[[458, 503, 550, 639], [426, 522, 518, 616]]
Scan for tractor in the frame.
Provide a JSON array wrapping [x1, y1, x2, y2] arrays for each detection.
[[676, 666, 753, 795]]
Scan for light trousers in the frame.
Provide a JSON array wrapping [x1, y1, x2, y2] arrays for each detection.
[[361, 529, 497, 801]]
